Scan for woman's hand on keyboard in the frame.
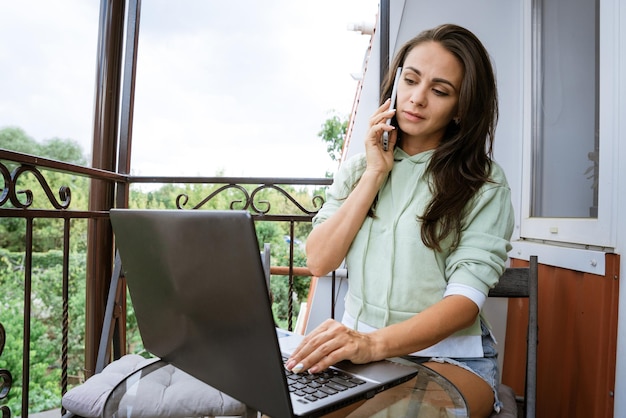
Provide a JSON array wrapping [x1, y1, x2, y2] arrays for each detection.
[[284, 319, 379, 374]]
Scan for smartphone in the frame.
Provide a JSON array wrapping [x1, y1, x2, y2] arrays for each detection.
[[382, 67, 402, 151]]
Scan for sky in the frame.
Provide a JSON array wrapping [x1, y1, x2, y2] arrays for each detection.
[[0, 0, 379, 179]]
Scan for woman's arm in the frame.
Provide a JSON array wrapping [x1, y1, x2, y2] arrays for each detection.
[[306, 100, 397, 276], [305, 169, 385, 276], [285, 294, 478, 374], [366, 295, 478, 360]]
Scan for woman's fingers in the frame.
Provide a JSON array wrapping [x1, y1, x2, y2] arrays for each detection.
[[366, 100, 397, 155], [368, 101, 396, 129], [284, 319, 335, 371], [306, 330, 368, 374], [285, 319, 372, 374]]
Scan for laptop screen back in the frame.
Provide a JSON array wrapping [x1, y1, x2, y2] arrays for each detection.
[[110, 209, 293, 417]]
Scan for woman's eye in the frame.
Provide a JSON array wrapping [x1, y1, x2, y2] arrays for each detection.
[[404, 77, 416, 85], [433, 89, 448, 97]]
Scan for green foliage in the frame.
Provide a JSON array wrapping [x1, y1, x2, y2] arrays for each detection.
[[125, 290, 145, 356], [0, 217, 25, 252], [0, 127, 90, 252], [317, 111, 348, 163], [0, 249, 87, 415], [269, 239, 311, 329], [0, 126, 41, 156], [40, 137, 87, 166], [255, 221, 283, 248]]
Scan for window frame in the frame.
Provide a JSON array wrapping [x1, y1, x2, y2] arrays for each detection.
[[518, 0, 618, 252]]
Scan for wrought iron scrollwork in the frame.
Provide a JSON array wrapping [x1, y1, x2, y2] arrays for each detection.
[[0, 162, 10, 207], [0, 161, 71, 209], [176, 184, 251, 210], [0, 323, 12, 418], [176, 182, 325, 216], [249, 184, 323, 216]]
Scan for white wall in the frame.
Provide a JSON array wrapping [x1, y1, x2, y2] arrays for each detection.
[[611, 0, 626, 415]]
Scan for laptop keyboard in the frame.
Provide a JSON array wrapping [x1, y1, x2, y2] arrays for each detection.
[[283, 357, 367, 403]]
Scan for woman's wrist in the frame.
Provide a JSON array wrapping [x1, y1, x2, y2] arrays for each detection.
[[366, 331, 390, 362], [360, 168, 388, 189]]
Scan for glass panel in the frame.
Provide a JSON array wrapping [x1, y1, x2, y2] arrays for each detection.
[[0, 1, 99, 164], [532, 0, 599, 218], [131, 0, 377, 178]]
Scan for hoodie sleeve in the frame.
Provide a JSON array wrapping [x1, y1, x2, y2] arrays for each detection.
[[312, 153, 367, 228], [444, 163, 515, 296]]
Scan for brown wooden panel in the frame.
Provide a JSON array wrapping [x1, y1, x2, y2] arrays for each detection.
[[503, 254, 619, 418]]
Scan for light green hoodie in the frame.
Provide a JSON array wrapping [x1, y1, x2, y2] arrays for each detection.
[[312, 148, 514, 357]]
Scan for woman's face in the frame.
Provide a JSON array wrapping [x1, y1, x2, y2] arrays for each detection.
[[395, 41, 463, 152]]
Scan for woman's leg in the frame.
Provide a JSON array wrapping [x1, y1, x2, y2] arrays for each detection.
[[422, 361, 494, 418], [328, 359, 495, 417]]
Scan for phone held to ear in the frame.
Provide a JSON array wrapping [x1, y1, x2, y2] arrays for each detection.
[[382, 67, 402, 152]]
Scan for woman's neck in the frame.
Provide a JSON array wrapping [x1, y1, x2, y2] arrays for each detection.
[[398, 137, 440, 156]]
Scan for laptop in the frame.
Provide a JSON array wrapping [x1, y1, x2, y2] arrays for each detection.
[[109, 209, 418, 418]]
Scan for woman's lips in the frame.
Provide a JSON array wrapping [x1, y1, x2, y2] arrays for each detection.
[[402, 110, 425, 122]]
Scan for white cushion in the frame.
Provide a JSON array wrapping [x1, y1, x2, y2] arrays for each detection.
[[62, 354, 246, 417]]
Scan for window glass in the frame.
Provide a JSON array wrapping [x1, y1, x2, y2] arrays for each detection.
[[532, 0, 599, 218], [0, 1, 99, 164], [131, 0, 377, 178]]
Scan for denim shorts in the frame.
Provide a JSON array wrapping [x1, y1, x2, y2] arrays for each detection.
[[403, 321, 502, 414]]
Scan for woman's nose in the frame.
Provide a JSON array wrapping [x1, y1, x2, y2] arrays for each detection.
[[409, 86, 427, 107]]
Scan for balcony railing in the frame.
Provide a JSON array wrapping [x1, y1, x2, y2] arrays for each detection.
[[0, 149, 332, 417]]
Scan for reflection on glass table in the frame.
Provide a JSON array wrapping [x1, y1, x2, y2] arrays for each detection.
[[103, 358, 468, 418], [346, 360, 469, 418]]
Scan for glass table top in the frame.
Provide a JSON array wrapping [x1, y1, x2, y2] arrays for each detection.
[[102, 357, 468, 418]]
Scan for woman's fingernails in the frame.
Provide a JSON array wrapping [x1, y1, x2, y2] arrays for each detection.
[[292, 363, 305, 373]]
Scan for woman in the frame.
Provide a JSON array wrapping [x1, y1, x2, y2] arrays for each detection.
[[285, 24, 514, 417]]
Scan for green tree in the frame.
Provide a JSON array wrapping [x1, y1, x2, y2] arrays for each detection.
[[0, 127, 89, 252], [0, 126, 43, 155], [40, 137, 87, 166], [268, 235, 310, 328], [0, 249, 88, 415], [317, 111, 348, 163]]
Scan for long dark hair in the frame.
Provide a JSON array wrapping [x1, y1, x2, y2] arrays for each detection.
[[380, 24, 498, 251]]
